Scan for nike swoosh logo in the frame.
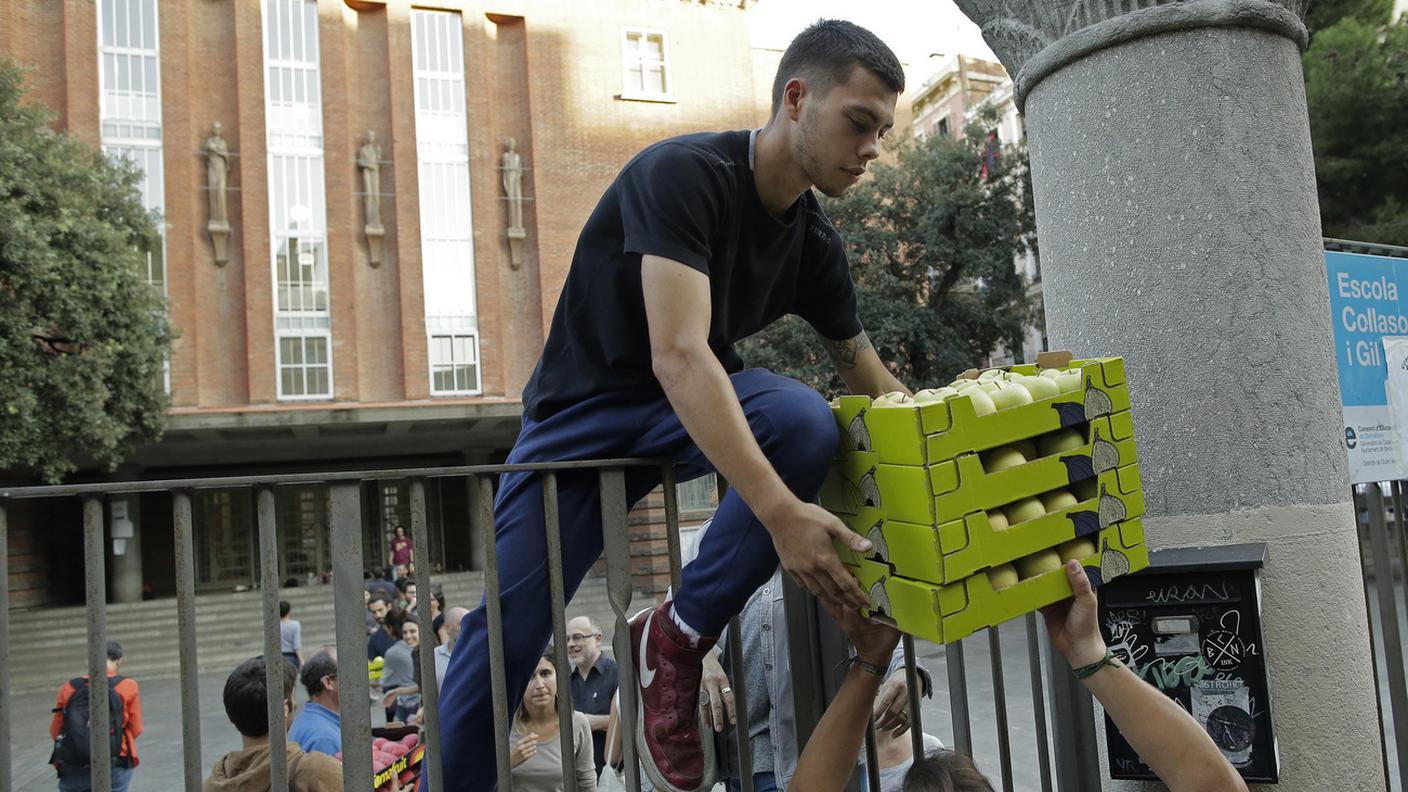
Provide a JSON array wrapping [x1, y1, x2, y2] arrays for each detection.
[[639, 610, 656, 689]]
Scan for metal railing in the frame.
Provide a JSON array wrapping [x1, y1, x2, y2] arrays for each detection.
[[0, 459, 1101, 792], [1355, 481, 1408, 792]]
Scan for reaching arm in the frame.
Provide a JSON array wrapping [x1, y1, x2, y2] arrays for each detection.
[[1041, 562, 1248, 792], [820, 331, 907, 398], [642, 256, 870, 613]]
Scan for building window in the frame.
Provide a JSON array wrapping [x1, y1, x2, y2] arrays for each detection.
[[621, 29, 671, 100], [98, 0, 167, 389], [263, 0, 333, 401], [936, 117, 950, 138], [430, 334, 479, 395], [412, 10, 481, 396], [676, 474, 717, 514]]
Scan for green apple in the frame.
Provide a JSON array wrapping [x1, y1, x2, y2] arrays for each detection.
[[1040, 489, 1079, 513], [1016, 549, 1063, 579], [1055, 371, 1082, 394], [1057, 537, 1096, 562], [988, 381, 1035, 410], [1037, 428, 1085, 457], [986, 509, 1010, 531], [1003, 497, 1045, 525], [1071, 478, 1099, 501], [872, 391, 912, 406], [982, 445, 1027, 473], [987, 563, 1020, 590], [913, 388, 955, 404], [1039, 368, 1063, 380], [965, 388, 997, 417], [978, 368, 1007, 382], [950, 379, 979, 392], [1012, 438, 1038, 459], [977, 380, 1001, 394], [1016, 375, 1059, 400]]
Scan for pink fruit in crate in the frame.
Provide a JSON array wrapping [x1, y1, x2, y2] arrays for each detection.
[[401, 733, 420, 748], [387, 742, 408, 758], [373, 737, 389, 750]]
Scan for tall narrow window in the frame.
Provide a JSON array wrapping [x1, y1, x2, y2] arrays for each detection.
[[621, 29, 671, 100], [262, 0, 332, 400], [412, 10, 481, 396], [98, 0, 167, 388]]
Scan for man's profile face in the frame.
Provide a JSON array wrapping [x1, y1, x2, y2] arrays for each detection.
[[370, 599, 388, 624], [792, 65, 898, 198], [565, 617, 601, 669]]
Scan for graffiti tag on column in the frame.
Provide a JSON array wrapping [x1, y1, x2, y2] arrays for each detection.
[[1202, 611, 1258, 670], [1136, 655, 1218, 691]]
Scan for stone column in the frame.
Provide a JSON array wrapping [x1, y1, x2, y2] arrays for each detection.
[[109, 494, 144, 604], [952, 0, 1383, 788]]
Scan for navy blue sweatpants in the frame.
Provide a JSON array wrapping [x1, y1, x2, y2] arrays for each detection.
[[433, 368, 839, 791]]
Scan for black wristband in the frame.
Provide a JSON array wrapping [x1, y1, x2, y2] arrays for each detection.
[[1072, 649, 1120, 680]]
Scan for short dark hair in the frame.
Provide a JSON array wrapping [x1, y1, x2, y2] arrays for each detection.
[[902, 749, 995, 792], [771, 19, 904, 115], [105, 640, 123, 661], [279, 600, 292, 618], [223, 656, 297, 738], [301, 648, 338, 697], [369, 595, 390, 609]]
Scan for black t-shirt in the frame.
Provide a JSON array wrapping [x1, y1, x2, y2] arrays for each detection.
[[522, 130, 862, 421]]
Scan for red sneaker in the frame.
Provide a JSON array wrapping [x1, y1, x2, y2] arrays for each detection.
[[629, 602, 719, 792]]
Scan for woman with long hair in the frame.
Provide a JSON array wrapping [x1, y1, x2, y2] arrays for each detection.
[[511, 646, 597, 791]]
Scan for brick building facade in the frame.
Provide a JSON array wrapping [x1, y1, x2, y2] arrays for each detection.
[[2, 0, 767, 608]]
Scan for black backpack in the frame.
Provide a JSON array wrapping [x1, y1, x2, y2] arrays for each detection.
[[50, 675, 125, 772]]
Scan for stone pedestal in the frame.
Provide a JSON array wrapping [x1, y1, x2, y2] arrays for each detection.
[[207, 219, 230, 265], [365, 223, 385, 266], [954, 0, 1383, 788]]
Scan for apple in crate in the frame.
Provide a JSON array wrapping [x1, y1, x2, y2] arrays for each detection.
[[1003, 497, 1046, 525], [1055, 371, 1082, 394], [966, 388, 998, 416], [1039, 368, 1062, 380], [989, 381, 1034, 410], [1016, 549, 1064, 579], [873, 391, 912, 406], [1058, 538, 1096, 562], [401, 733, 420, 749], [1037, 428, 1085, 457], [987, 563, 1020, 590], [982, 445, 1027, 473], [1039, 490, 1079, 514], [1017, 375, 1059, 400], [987, 509, 1010, 531]]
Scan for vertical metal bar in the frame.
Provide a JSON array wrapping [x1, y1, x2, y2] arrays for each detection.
[[660, 465, 683, 591], [173, 492, 203, 792], [902, 635, 925, 762], [1024, 614, 1053, 792], [1354, 487, 1395, 791], [257, 487, 288, 792], [863, 718, 882, 792], [988, 627, 1014, 792], [1368, 484, 1408, 787], [946, 637, 973, 755], [0, 503, 9, 792], [1044, 641, 1101, 790], [410, 479, 443, 792], [783, 573, 826, 748], [600, 470, 642, 792], [476, 474, 515, 792], [83, 495, 112, 792], [726, 618, 755, 792], [542, 473, 577, 788], [331, 482, 373, 792]]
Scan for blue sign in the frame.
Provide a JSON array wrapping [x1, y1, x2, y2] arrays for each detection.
[[1326, 250, 1408, 482]]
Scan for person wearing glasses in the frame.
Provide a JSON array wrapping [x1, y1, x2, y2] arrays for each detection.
[[289, 647, 341, 758], [567, 615, 618, 778]]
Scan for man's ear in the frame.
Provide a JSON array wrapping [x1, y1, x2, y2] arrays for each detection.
[[784, 77, 807, 121]]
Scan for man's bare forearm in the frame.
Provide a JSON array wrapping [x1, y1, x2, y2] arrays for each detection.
[[822, 331, 908, 398], [653, 345, 795, 524]]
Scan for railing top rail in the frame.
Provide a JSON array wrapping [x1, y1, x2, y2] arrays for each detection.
[[0, 457, 670, 500]]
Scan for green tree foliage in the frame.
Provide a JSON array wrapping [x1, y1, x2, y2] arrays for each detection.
[[1305, 0, 1394, 34], [1304, 16, 1408, 245], [738, 112, 1037, 396], [0, 60, 172, 482]]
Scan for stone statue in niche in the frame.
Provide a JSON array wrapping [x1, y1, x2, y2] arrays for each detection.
[[501, 137, 526, 268], [204, 121, 231, 264], [358, 130, 386, 266]]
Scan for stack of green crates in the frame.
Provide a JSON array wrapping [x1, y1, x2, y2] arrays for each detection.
[[819, 356, 1150, 645]]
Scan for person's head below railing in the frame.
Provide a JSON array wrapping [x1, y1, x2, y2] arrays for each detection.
[[203, 655, 343, 792], [791, 561, 1252, 792], [510, 643, 599, 791]]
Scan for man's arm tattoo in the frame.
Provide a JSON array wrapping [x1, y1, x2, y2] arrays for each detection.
[[822, 331, 873, 370]]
